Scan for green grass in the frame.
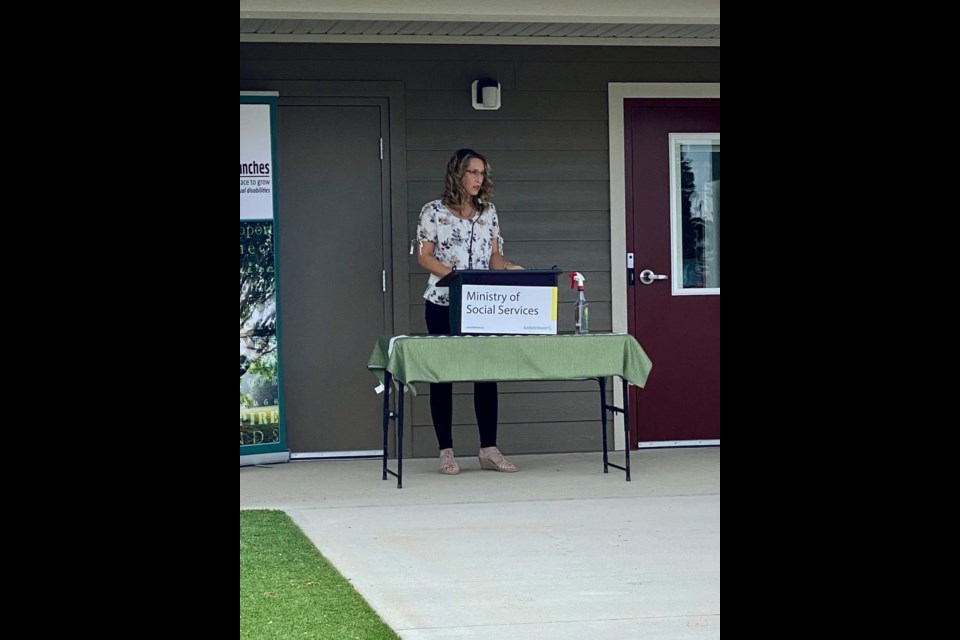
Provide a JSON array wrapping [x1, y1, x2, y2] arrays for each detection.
[[240, 510, 399, 640]]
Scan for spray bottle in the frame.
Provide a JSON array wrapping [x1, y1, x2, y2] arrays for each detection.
[[569, 272, 589, 334]]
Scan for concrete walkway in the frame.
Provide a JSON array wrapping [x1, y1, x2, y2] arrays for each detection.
[[240, 448, 721, 639]]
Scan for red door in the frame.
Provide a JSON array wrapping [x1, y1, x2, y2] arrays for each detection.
[[626, 99, 720, 446]]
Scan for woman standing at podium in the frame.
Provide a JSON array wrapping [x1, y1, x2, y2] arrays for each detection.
[[416, 148, 524, 476]]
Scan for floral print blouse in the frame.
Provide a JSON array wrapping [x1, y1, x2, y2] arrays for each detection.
[[417, 199, 503, 306]]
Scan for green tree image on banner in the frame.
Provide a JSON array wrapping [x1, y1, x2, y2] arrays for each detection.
[[241, 94, 285, 459], [240, 220, 281, 447]]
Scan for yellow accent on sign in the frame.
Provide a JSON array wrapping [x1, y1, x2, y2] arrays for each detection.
[[551, 287, 558, 321]]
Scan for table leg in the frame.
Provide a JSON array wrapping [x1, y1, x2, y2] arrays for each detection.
[[382, 374, 404, 488], [622, 378, 631, 482], [601, 376, 632, 482], [599, 377, 609, 474], [396, 383, 405, 489], [382, 372, 392, 481]]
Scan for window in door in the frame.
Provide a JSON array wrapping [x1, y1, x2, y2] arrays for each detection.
[[670, 134, 721, 296]]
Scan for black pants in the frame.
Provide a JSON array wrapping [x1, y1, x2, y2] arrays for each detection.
[[425, 301, 499, 451]]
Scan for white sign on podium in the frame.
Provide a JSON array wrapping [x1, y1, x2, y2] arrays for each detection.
[[460, 285, 558, 335]]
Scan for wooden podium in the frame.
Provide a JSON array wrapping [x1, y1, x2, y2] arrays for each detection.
[[436, 269, 564, 335]]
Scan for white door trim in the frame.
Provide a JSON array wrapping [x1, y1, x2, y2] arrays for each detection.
[[607, 83, 721, 450]]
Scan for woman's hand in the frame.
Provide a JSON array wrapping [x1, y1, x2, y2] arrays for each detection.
[[417, 241, 455, 278], [490, 246, 523, 271]]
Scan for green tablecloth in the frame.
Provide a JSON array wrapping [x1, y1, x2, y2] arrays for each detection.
[[367, 334, 653, 395]]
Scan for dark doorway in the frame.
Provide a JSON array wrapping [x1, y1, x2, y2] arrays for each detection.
[[626, 99, 720, 445], [277, 100, 392, 454]]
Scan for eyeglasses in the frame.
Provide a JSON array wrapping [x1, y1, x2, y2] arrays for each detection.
[[464, 169, 487, 180]]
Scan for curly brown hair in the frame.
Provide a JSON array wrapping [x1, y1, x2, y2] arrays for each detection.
[[441, 148, 494, 212]]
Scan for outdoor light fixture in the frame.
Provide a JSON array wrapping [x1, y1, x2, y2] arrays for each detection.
[[472, 79, 501, 111]]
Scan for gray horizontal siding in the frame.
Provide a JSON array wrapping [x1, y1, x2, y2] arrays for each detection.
[[516, 60, 721, 90], [407, 90, 608, 121], [407, 239, 610, 273], [240, 59, 518, 90], [503, 240, 612, 271], [407, 150, 610, 181], [411, 421, 615, 457], [407, 181, 610, 212], [412, 391, 606, 426], [242, 42, 719, 456], [407, 120, 609, 150], [240, 51, 717, 93], [407, 210, 610, 241], [425, 380, 603, 394]]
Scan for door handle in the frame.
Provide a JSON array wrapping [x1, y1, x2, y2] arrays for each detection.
[[639, 269, 668, 285]]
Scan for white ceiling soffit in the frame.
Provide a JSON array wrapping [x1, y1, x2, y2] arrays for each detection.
[[240, 0, 720, 47]]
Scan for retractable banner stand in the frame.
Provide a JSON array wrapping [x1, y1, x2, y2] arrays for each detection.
[[240, 93, 288, 466]]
